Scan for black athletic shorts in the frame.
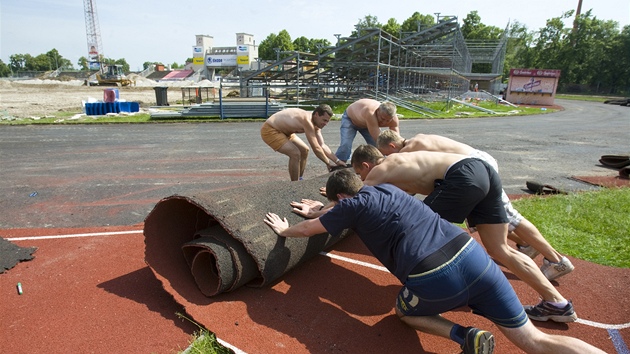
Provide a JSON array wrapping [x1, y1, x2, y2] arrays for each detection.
[[423, 158, 508, 227]]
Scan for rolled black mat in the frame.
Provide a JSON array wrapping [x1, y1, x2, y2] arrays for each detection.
[[599, 154, 630, 168], [144, 175, 354, 297]]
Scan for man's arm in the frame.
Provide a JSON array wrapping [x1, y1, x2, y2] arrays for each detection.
[[304, 125, 339, 168], [264, 212, 327, 237], [388, 116, 400, 134], [365, 114, 382, 142], [290, 199, 334, 218]]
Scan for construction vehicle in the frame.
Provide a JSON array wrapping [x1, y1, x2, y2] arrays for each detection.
[[93, 64, 133, 86]]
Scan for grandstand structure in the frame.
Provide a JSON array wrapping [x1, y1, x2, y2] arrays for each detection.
[[237, 17, 508, 115]]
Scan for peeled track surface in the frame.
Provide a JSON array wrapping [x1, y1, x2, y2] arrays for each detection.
[[144, 175, 353, 297]]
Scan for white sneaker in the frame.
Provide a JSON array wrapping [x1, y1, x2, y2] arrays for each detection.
[[541, 256, 575, 281], [517, 244, 540, 259]]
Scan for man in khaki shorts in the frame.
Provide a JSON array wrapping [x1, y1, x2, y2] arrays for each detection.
[[261, 104, 345, 181], [376, 130, 574, 282]]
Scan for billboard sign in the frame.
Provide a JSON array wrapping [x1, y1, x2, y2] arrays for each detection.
[[205, 54, 237, 67]]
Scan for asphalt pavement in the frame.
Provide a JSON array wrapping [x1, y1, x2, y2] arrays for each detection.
[[0, 99, 627, 229]]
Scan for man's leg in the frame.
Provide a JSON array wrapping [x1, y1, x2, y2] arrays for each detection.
[[498, 320, 606, 354], [276, 140, 302, 181], [289, 135, 310, 178], [335, 113, 358, 162], [395, 309, 494, 354], [357, 127, 376, 146], [513, 219, 567, 264], [475, 223, 569, 305]]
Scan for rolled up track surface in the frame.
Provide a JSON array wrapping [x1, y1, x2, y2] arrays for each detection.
[[599, 154, 630, 168], [144, 175, 354, 297]]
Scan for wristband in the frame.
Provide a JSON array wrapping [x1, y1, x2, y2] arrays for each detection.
[[335, 158, 340, 164]]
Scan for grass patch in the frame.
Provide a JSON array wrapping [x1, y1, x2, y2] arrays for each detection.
[[512, 187, 630, 268], [555, 94, 626, 102], [176, 313, 234, 354], [1, 98, 559, 125]]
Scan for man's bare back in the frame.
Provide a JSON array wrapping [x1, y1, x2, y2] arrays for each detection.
[[364, 151, 467, 195], [401, 134, 475, 155], [346, 99, 398, 129], [265, 108, 316, 135]]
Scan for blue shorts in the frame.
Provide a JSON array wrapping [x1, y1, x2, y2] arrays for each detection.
[[396, 239, 528, 329]]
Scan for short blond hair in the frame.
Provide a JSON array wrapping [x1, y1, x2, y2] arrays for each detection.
[[377, 130, 404, 148]]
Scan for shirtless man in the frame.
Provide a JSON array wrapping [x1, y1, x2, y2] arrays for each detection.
[[376, 130, 574, 281], [260, 104, 345, 181], [334, 99, 399, 163], [349, 145, 578, 323]]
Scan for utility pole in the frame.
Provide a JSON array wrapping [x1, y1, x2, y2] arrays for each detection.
[[571, 0, 583, 46]]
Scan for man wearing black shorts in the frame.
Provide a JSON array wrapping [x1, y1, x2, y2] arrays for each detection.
[[264, 169, 605, 354], [349, 145, 577, 323]]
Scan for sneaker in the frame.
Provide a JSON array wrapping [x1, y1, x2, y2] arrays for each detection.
[[517, 244, 540, 259], [461, 327, 494, 354], [541, 256, 574, 281], [524, 300, 578, 322]]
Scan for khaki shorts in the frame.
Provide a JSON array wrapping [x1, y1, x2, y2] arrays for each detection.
[[261, 122, 294, 151]]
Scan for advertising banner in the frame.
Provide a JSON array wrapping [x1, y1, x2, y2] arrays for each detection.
[[193, 46, 204, 56], [509, 76, 557, 93], [206, 54, 237, 67]]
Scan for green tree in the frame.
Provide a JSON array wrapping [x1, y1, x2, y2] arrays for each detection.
[[505, 9, 629, 94], [29, 54, 52, 71], [382, 18, 401, 37], [503, 21, 536, 78], [462, 11, 504, 40], [564, 10, 622, 90], [293, 36, 311, 52], [102, 57, 130, 73], [461, 11, 504, 73], [78, 56, 89, 71], [258, 30, 294, 60], [291, 37, 331, 54], [0, 59, 11, 77], [531, 12, 572, 71], [9, 53, 29, 72], [604, 25, 630, 93], [352, 15, 382, 37], [401, 12, 435, 33]]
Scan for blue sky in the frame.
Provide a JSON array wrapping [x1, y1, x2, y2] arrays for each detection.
[[1, 0, 628, 71]]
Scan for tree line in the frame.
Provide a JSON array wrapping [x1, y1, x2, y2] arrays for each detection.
[[1, 8, 628, 94]]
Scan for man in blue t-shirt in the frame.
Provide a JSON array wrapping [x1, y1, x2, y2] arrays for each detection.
[[264, 169, 605, 354]]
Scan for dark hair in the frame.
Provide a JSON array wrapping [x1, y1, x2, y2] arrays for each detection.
[[350, 145, 384, 168], [313, 103, 333, 118], [325, 168, 363, 202]]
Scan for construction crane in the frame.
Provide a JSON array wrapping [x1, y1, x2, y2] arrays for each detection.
[[83, 0, 103, 71], [83, 0, 131, 86]]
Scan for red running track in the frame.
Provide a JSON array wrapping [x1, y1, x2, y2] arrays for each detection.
[[2, 224, 629, 354]]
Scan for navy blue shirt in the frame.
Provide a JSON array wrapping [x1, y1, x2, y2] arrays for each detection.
[[319, 184, 464, 282]]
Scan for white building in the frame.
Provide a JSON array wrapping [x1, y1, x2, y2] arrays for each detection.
[[192, 33, 259, 81]]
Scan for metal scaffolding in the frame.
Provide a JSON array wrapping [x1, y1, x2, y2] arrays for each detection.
[[237, 17, 507, 114]]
